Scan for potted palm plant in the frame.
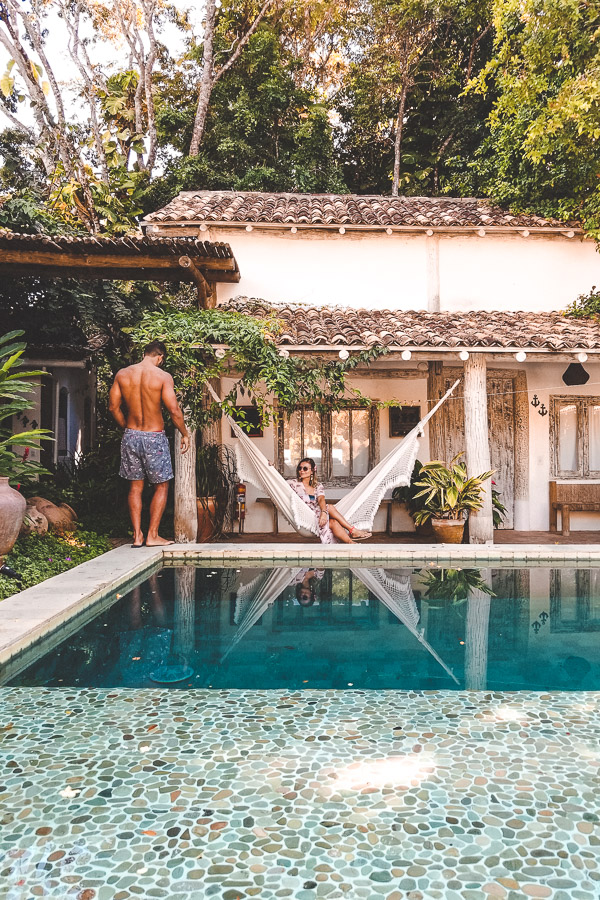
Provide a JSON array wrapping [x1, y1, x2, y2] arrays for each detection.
[[411, 453, 493, 543]]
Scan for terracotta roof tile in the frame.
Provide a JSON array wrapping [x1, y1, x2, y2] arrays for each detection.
[[144, 191, 576, 230], [221, 298, 600, 351]]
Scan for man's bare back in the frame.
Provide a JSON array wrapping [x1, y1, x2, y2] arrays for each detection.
[[108, 344, 189, 547]]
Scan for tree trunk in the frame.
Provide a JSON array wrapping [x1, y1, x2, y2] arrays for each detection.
[[174, 429, 197, 542], [463, 354, 493, 543], [392, 85, 408, 196], [189, 0, 217, 156], [465, 579, 491, 690]]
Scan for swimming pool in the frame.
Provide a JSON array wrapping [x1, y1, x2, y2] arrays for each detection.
[[8, 564, 600, 691]]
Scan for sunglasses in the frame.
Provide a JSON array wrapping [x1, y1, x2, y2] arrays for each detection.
[[298, 465, 312, 471]]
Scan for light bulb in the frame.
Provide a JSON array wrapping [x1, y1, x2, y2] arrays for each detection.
[[459, 350, 469, 361], [401, 349, 412, 361], [577, 352, 588, 363], [477, 228, 486, 237], [290, 226, 297, 234], [385, 227, 393, 235], [515, 350, 527, 362], [338, 349, 350, 360], [339, 227, 346, 234], [215, 348, 226, 359], [245, 225, 253, 232], [279, 349, 290, 359]]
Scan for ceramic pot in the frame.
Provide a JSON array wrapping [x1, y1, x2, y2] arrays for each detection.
[[431, 518, 465, 544], [0, 477, 26, 557], [20, 503, 49, 537], [28, 496, 77, 533], [196, 497, 216, 542]]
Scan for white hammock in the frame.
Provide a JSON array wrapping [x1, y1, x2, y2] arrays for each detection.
[[206, 379, 459, 537], [352, 567, 459, 684]]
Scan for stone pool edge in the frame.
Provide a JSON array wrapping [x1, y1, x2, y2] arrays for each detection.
[[2, 539, 600, 671]]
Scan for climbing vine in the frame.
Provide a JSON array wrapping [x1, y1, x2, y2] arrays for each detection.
[[127, 307, 388, 430]]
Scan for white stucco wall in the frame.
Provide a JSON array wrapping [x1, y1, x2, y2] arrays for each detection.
[[207, 227, 600, 312]]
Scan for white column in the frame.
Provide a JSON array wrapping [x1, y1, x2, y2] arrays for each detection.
[[465, 580, 492, 690], [174, 429, 197, 542], [463, 354, 493, 543]]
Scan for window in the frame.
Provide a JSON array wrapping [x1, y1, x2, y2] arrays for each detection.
[[230, 405, 263, 438], [278, 406, 378, 484], [551, 396, 600, 477]]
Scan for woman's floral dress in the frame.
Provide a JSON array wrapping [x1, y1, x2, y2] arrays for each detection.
[[289, 479, 337, 544]]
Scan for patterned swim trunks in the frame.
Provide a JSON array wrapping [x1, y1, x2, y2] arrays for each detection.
[[119, 429, 173, 483]]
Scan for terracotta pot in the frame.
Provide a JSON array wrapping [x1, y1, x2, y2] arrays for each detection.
[[415, 520, 435, 537], [28, 496, 77, 533], [196, 497, 217, 542], [431, 518, 465, 544], [20, 503, 49, 537], [0, 477, 27, 557]]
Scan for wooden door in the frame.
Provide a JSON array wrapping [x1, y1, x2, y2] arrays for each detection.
[[429, 370, 515, 528]]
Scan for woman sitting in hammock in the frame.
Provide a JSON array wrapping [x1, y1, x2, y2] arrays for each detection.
[[289, 458, 371, 544]]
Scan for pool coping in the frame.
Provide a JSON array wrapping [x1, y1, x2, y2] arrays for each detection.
[[2, 539, 600, 673]]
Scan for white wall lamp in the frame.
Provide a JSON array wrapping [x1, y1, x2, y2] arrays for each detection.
[[520, 229, 529, 238], [477, 229, 486, 237], [564, 230, 575, 238], [215, 348, 226, 359], [401, 349, 412, 360], [199, 224, 208, 232], [426, 229, 434, 236], [515, 350, 527, 362], [279, 348, 290, 359], [338, 349, 350, 360], [459, 350, 470, 361], [339, 227, 346, 234], [290, 226, 297, 234], [245, 225, 253, 232], [385, 227, 393, 235], [577, 352, 588, 363]]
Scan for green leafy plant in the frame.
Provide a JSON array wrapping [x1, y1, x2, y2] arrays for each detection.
[[564, 286, 600, 320], [392, 460, 425, 513], [127, 306, 387, 431], [0, 529, 112, 601], [492, 481, 507, 528], [419, 566, 495, 607], [411, 453, 493, 524], [0, 330, 52, 486], [196, 442, 238, 539]]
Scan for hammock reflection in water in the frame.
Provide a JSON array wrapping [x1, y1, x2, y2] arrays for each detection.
[[222, 566, 459, 685]]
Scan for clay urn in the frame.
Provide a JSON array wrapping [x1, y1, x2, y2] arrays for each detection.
[[0, 477, 27, 557], [28, 496, 77, 533], [20, 503, 49, 537]]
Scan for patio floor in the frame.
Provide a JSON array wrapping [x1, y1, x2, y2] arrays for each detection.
[[228, 530, 600, 545]]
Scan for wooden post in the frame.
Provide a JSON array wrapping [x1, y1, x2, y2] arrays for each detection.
[[513, 370, 530, 530], [427, 360, 446, 461], [174, 428, 197, 542], [463, 354, 493, 543], [465, 574, 492, 690]]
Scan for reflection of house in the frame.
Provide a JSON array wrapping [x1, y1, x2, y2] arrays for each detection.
[[144, 191, 600, 537]]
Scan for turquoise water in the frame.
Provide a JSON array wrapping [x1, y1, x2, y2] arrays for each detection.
[[9, 564, 600, 691]]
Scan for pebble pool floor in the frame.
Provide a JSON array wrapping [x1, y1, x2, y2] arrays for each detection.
[[1, 688, 599, 900]]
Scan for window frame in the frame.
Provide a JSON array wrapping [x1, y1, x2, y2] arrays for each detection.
[[551, 395, 600, 479], [277, 404, 379, 486]]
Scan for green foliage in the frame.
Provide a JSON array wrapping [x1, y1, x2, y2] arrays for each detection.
[[392, 460, 426, 513], [564, 285, 600, 319], [419, 566, 495, 605], [0, 529, 112, 601], [127, 306, 387, 429], [469, 0, 600, 235], [196, 442, 238, 538], [411, 452, 493, 523], [492, 481, 507, 527], [0, 330, 51, 485]]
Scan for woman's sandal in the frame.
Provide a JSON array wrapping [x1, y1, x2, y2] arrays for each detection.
[[349, 527, 372, 540]]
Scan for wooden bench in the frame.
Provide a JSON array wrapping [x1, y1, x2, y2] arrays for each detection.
[[256, 497, 395, 535], [549, 481, 600, 536]]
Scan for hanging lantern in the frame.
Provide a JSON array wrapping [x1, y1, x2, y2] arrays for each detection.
[[562, 363, 590, 386]]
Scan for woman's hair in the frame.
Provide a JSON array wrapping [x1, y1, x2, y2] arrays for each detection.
[[296, 457, 317, 487], [295, 578, 317, 606]]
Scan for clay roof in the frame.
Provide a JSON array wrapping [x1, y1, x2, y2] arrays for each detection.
[[221, 298, 600, 351], [0, 230, 235, 259], [144, 190, 575, 231]]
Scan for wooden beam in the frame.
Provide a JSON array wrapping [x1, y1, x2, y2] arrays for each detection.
[[179, 257, 218, 308], [0, 247, 237, 271]]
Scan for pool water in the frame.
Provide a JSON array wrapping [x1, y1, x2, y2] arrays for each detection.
[[9, 564, 600, 691]]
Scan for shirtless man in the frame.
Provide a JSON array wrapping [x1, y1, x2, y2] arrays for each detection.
[[109, 340, 189, 547]]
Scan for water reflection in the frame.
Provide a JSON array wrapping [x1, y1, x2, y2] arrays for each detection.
[[8, 564, 600, 692]]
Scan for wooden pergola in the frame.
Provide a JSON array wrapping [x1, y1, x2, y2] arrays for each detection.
[[0, 231, 240, 308]]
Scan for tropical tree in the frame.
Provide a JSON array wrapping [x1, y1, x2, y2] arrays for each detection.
[[470, 0, 600, 234]]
